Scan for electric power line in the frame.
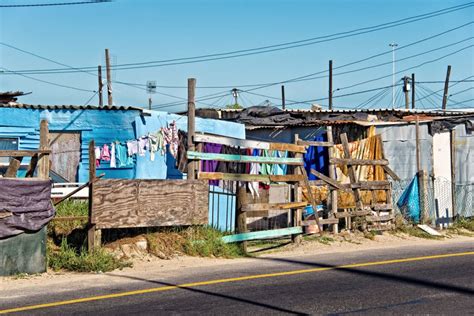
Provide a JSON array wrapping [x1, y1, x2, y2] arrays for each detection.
[[0, 0, 110, 8]]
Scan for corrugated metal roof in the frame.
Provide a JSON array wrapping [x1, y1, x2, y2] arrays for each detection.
[[213, 107, 473, 116], [0, 102, 145, 112]]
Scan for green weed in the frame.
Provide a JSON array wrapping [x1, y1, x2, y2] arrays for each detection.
[[50, 200, 88, 236], [182, 226, 245, 258], [48, 239, 131, 273]]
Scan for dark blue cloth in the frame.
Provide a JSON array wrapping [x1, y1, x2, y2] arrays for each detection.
[[304, 133, 329, 180], [396, 175, 420, 223]]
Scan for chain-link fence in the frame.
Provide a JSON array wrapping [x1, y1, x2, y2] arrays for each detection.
[[391, 177, 473, 225]]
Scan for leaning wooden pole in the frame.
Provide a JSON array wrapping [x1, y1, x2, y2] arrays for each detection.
[[187, 78, 196, 180]]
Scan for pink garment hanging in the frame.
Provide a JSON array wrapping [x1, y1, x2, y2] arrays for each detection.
[[101, 144, 111, 161]]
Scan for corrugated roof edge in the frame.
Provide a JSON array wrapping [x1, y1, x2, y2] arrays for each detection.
[[0, 102, 147, 112]]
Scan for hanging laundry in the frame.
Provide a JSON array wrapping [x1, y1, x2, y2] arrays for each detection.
[[138, 137, 148, 157], [148, 134, 158, 161], [260, 149, 273, 176], [116, 142, 133, 167], [176, 130, 188, 173], [126, 140, 139, 156], [248, 148, 260, 198], [110, 142, 116, 168], [94, 146, 101, 167], [101, 144, 111, 162], [156, 129, 165, 155], [272, 150, 288, 175], [202, 143, 222, 186]]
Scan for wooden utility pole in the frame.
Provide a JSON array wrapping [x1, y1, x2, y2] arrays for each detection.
[[442, 65, 451, 111], [281, 85, 286, 110], [236, 186, 248, 253], [403, 76, 410, 110], [97, 65, 103, 107], [105, 49, 113, 106], [148, 97, 152, 110], [329, 60, 333, 110], [411, 73, 415, 109], [187, 78, 196, 180]]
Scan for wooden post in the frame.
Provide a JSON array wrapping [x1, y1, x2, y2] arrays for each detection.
[[415, 116, 421, 172], [450, 129, 456, 218], [87, 140, 101, 252], [148, 97, 152, 110], [326, 126, 338, 234], [236, 185, 247, 253], [329, 60, 333, 110], [38, 120, 49, 179], [292, 134, 302, 243], [105, 48, 113, 106], [187, 78, 196, 180], [441, 65, 451, 111], [418, 169, 429, 224], [403, 76, 410, 110], [281, 85, 286, 110], [5, 157, 22, 178], [98, 65, 103, 107], [411, 73, 415, 109]]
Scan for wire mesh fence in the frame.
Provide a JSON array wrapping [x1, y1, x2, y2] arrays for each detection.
[[391, 177, 473, 224]]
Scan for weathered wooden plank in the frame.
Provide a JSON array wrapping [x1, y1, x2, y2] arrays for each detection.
[[37, 120, 49, 180], [310, 169, 344, 190], [198, 172, 305, 183], [245, 210, 270, 218], [221, 226, 303, 243], [382, 165, 400, 181], [193, 133, 306, 153], [242, 201, 308, 212], [329, 158, 389, 166], [297, 140, 334, 147], [340, 133, 363, 211], [303, 218, 339, 225], [187, 151, 303, 165], [335, 210, 371, 218], [0, 150, 51, 157], [4, 157, 22, 178], [366, 214, 394, 222], [373, 203, 393, 211], [92, 179, 209, 229]]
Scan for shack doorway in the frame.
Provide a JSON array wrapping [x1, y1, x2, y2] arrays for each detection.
[[49, 132, 81, 182]]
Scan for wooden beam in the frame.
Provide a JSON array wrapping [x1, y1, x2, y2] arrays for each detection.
[[340, 133, 363, 211], [335, 210, 371, 218], [245, 210, 270, 218], [329, 158, 389, 166], [221, 226, 303, 243], [382, 165, 400, 181], [310, 169, 344, 190], [373, 203, 393, 211], [25, 153, 39, 177], [326, 125, 338, 234], [198, 172, 305, 183], [88, 140, 99, 252], [297, 140, 334, 147], [193, 133, 306, 153], [187, 151, 304, 165], [304, 218, 339, 225], [366, 214, 394, 222], [242, 201, 308, 212], [298, 166, 322, 232], [0, 150, 51, 157], [4, 157, 22, 178]]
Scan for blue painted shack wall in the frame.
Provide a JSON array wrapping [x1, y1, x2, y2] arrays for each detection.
[[134, 110, 246, 180], [0, 107, 140, 182]]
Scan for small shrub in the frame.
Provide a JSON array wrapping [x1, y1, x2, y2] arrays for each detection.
[[48, 239, 131, 272], [452, 217, 474, 232], [182, 226, 245, 258], [50, 200, 89, 237]]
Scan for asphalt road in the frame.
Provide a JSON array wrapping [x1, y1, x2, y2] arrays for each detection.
[[1, 241, 473, 315]]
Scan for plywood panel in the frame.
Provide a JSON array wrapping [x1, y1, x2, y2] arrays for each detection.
[[49, 132, 81, 182], [92, 179, 208, 229]]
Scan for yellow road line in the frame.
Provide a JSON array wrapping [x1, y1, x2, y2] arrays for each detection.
[[1, 251, 473, 314]]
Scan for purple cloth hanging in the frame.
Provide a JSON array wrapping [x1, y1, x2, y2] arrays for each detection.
[[202, 143, 222, 186]]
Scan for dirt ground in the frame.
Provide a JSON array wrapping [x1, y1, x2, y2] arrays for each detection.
[[1, 232, 473, 291]]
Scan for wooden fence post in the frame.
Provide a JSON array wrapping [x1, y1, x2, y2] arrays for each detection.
[[38, 120, 49, 179], [236, 185, 248, 253], [292, 134, 302, 243], [187, 78, 196, 180], [326, 126, 338, 234], [87, 140, 101, 252]]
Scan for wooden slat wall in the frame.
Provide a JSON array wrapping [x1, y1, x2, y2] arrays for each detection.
[[92, 179, 209, 229]]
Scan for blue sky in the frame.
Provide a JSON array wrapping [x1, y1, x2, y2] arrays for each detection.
[[1, 0, 473, 111]]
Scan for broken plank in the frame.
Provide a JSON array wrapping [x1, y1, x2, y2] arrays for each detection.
[[0, 150, 51, 157], [310, 169, 344, 190], [329, 158, 389, 166], [198, 172, 304, 183], [4, 157, 22, 178], [187, 151, 303, 165], [193, 133, 306, 153], [242, 201, 308, 212], [366, 214, 394, 222], [373, 204, 393, 211], [297, 140, 334, 147], [25, 153, 39, 178], [221, 226, 303, 243]]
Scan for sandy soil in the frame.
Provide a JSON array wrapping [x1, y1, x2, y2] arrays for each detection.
[[1, 232, 472, 291]]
